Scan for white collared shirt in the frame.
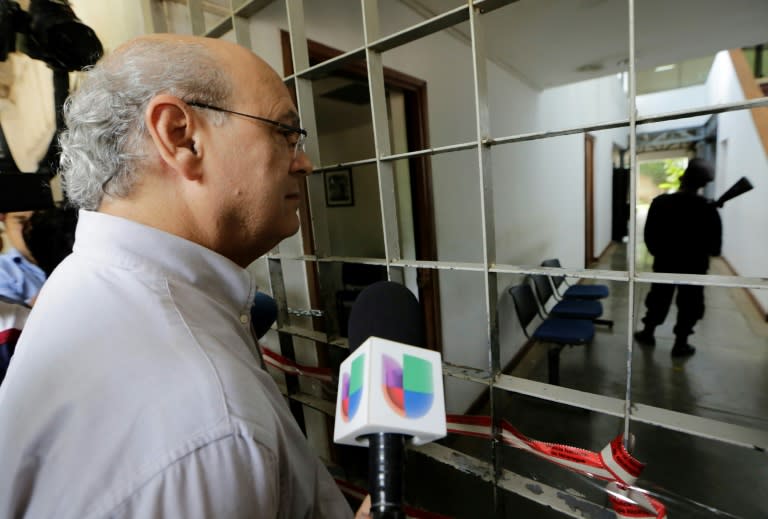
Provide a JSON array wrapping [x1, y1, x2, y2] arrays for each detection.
[[0, 210, 351, 519]]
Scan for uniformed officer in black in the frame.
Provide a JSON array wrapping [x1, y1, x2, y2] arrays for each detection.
[[634, 158, 722, 357]]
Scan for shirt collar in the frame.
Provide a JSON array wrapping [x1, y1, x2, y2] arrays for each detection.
[[73, 210, 256, 312]]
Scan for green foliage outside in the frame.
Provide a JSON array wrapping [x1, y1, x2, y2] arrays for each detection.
[[639, 158, 687, 192]]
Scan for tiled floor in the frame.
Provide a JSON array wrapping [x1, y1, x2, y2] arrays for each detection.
[[402, 244, 768, 518]]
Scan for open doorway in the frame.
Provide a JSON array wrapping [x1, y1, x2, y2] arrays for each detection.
[[584, 133, 595, 266], [636, 156, 689, 268]]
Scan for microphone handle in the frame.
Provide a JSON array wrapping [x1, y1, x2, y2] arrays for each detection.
[[368, 432, 406, 519]]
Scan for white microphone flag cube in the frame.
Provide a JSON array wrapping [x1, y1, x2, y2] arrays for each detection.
[[334, 336, 446, 447]]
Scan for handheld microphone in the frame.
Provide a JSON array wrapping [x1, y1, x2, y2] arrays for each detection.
[[334, 281, 446, 519], [250, 291, 278, 340]]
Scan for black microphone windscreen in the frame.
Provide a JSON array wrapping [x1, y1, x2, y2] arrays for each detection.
[[251, 291, 278, 340], [347, 281, 425, 352]]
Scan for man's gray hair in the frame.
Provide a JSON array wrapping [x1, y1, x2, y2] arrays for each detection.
[[59, 38, 232, 210]]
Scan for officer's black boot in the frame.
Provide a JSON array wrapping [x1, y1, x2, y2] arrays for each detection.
[[633, 326, 656, 347], [671, 337, 696, 357]]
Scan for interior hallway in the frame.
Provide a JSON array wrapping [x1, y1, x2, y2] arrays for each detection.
[[403, 243, 768, 518]]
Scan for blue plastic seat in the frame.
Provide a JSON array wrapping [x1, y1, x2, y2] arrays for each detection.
[[541, 258, 610, 300], [530, 274, 613, 328], [509, 282, 594, 385], [531, 317, 595, 344]]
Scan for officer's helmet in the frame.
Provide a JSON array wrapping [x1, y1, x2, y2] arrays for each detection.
[[680, 158, 714, 189]]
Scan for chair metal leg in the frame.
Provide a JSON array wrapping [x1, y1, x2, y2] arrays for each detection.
[[594, 318, 614, 328], [547, 346, 562, 385]]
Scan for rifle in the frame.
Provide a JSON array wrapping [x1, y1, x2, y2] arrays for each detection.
[[713, 176, 753, 208]]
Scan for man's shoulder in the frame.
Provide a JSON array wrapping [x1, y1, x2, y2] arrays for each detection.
[[0, 251, 21, 277], [652, 192, 676, 203]]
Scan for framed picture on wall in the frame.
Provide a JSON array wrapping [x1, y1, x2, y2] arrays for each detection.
[[324, 169, 354, 207]]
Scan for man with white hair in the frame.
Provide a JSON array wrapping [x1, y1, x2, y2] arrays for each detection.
[[0, 34, 366, 518]]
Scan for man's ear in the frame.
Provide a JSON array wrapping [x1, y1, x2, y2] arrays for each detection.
[[145, 95, 203, 181]]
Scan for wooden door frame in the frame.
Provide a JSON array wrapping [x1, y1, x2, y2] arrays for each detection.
[[584, 133, 595, 266], [280, 33, 442, 351]]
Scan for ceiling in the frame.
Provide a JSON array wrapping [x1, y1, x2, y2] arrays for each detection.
[[316, 0, 767, 133], [404, 0, 768, 90]]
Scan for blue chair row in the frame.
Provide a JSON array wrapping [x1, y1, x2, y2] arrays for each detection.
[[509, 280, 594, 386], [541, 258, 610, 301], [530, 271, 613, 328]]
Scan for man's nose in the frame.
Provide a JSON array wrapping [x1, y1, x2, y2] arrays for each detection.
[[291, 150, 313, 177]]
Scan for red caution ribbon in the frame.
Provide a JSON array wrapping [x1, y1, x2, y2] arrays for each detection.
[[260, 351, 667, 518], [0, 328, 22, 345], [260, 346, 334, 383], [447, 415, 666, 519]]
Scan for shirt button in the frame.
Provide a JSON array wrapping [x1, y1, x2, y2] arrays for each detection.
[[240, 314, 249, 324]]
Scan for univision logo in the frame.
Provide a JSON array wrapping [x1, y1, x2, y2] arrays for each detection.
[[341, 352, 434, 422], [382, 353, 433, 418], [341, 355, 364, 422]]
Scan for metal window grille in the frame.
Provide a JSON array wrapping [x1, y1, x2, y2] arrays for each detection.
[[148, 1, 768, 516]]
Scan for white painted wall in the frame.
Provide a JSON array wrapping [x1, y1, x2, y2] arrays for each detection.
[[708, 52, 768, 312], [69, 0, 148, 54], [536, 75, 628, 264], [636, 84, 710, 132]]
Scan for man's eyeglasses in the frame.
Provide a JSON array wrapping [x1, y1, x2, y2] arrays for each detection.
[[187, 101, 308, 159]]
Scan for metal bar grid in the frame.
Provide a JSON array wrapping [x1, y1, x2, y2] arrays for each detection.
[[257, 335, 768, 453], [265, 253, 768, 291], [186, 0, 206, 35], [233, 0, 273, 18], [622, 0, 639, 447], [269, 359, 768, 454], [367, 4, 469, 54], [283, 0, 343, 340], [282, 0, 520, 83], [231, 4, 252, 48], [287, 0, 764, 475], [414, 442, 616, 519], [285, 47, 368, 82], [466, 4, 504, 512], [152, 0, 768, 513], [266, 256, 306, 431], [493, 374, 768, 452], [362, 0, 403, 281], [309, 97, 768, 175], [141, 0, 168, 32], [271, 361, 768, 516], [277, 377, 622, 517], [204, 16, 233, 38]]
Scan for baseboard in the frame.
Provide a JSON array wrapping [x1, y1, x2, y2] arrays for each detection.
[[718, 256, 768, 322], [596, 241, 616, 263]]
